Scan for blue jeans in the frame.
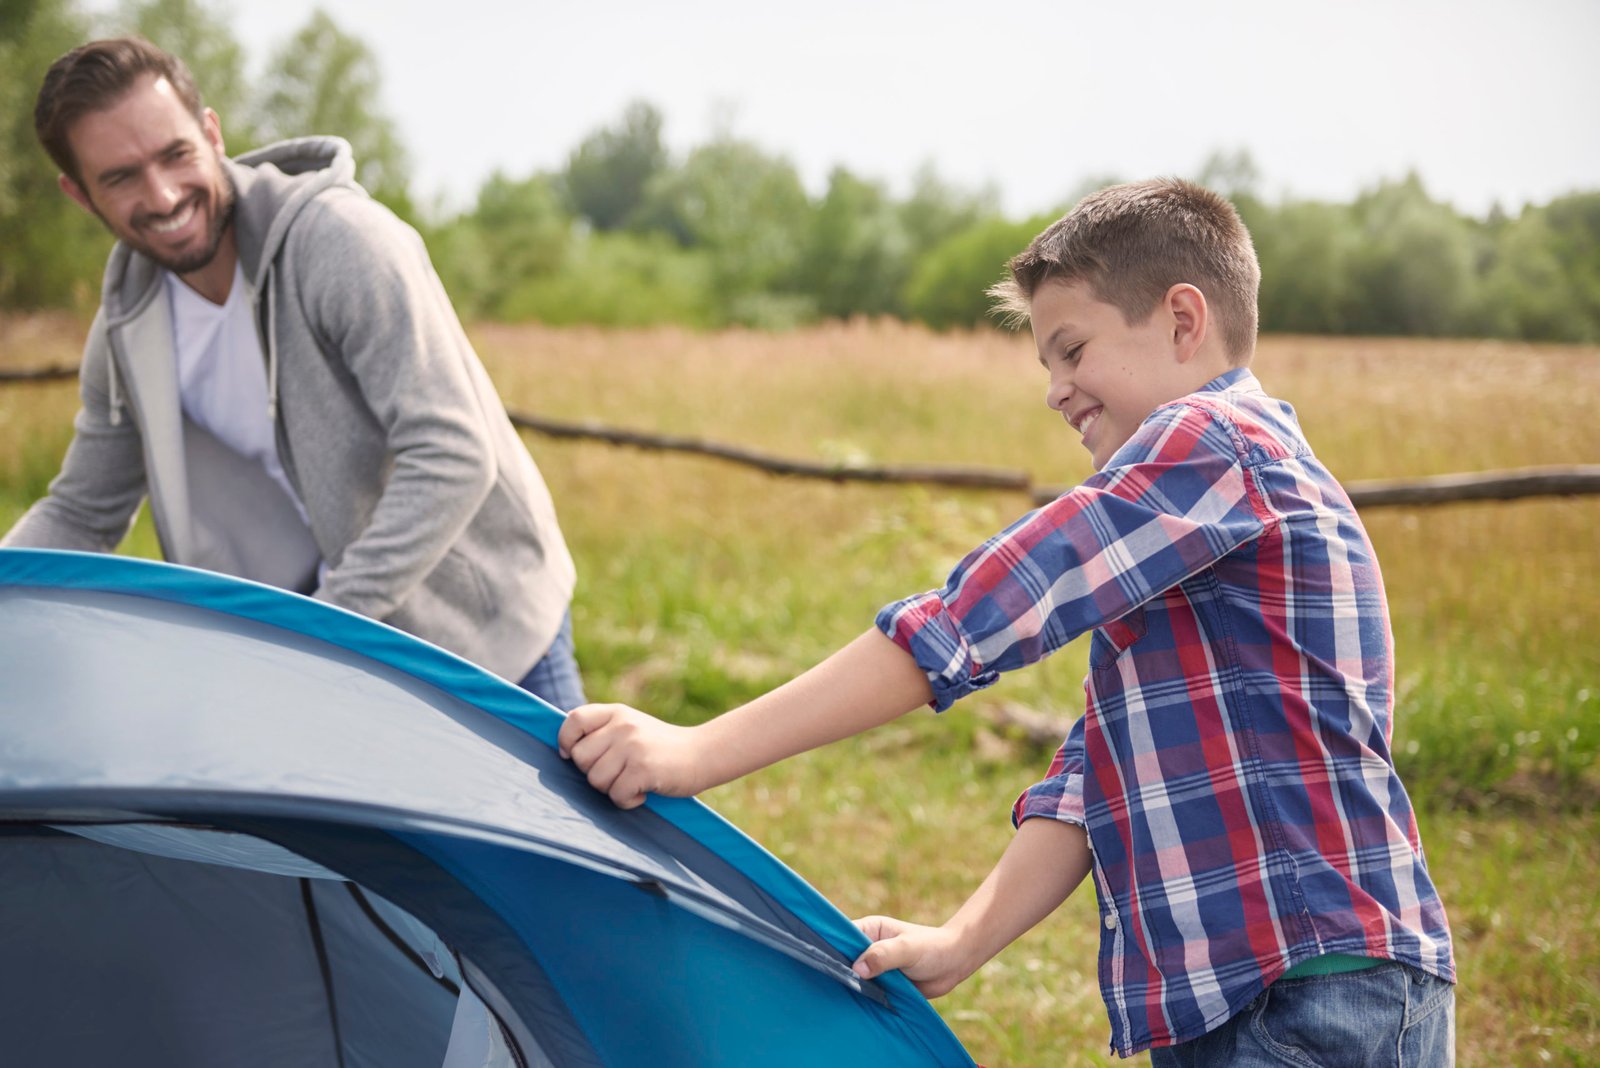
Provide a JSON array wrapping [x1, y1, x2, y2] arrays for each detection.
[[1149, 962, 1455, 1068], [515, 611, 586, 712]]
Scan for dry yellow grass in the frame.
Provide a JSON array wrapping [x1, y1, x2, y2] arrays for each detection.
[[2, 314, 1596, 1065]]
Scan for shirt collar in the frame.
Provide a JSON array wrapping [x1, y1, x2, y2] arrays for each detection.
[[1199, 366, 1262, 396]]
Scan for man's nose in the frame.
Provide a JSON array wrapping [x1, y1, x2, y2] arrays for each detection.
[[142, 168, 183, 212]]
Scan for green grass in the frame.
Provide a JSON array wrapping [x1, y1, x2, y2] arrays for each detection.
[[3, 314, 1597, 1064]]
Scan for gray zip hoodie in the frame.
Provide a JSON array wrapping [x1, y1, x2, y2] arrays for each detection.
[[3, 137, 577, 681]]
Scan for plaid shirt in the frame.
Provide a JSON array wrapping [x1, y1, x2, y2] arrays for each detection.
[[877, 369, 1454, 1057]]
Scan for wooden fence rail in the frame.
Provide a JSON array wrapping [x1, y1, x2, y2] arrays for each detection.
[[6, 364, 1596, 508]]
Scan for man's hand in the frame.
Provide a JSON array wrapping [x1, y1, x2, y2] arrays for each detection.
[[557, 703, 705, 809], [850, 915, 974, 999]]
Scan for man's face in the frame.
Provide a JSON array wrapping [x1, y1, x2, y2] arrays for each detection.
[[59, 74, 234, 276], [1030, 279, 1181, 470]]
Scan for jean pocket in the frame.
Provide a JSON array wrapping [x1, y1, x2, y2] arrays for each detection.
[[1250, 966, 1409, 1068]]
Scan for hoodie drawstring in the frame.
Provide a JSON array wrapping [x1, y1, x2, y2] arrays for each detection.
[[263, 265, 280, 423], [107, 352, 124, 426]]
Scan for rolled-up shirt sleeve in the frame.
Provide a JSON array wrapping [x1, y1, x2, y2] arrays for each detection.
[[1013, 712, 1089, 828], [875, 399, 1267, 711]]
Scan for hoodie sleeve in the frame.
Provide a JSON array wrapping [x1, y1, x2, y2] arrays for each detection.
[[285, 191, 497, 622], [2, 313, 148, 553]]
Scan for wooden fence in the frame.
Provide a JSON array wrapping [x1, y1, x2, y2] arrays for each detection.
[[6, 364, 1597, 509]]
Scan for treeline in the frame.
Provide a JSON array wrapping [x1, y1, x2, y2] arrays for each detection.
[[5, 0, 1599, 342]]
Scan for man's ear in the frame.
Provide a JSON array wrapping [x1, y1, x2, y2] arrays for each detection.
[[1166, 284, 1209, 364], [58, 172, 95, 215], [202, 108, 226, 157]]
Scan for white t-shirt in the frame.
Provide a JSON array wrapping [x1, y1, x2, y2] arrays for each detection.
[[166, 263, 310, 524]]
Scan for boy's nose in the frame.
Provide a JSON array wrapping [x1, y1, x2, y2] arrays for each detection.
[[1046, 374, 1073, 412]]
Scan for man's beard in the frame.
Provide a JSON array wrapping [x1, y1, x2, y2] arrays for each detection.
[[156, 172, 236, 274]]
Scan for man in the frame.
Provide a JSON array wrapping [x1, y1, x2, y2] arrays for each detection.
[[4, 37, 584, 708]]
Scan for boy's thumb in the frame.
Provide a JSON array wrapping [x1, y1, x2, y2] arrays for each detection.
[[851, 935, 904, 981]]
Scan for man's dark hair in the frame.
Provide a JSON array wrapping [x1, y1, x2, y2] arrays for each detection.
[[35, 36, 204, 185]]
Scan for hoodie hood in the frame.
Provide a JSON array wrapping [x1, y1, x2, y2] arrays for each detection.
[[229, 136, 359, 293]]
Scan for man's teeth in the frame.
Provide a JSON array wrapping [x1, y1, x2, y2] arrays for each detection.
[[148, 203, 196, 234]]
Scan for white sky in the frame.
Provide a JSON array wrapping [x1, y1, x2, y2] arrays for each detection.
[[95, 0, 1600, 218]]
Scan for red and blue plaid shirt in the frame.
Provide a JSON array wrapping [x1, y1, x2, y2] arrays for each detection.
[[877, 369, 1454, 1057]]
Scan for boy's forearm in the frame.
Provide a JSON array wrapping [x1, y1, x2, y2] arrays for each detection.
[[851, 817, 1092, 995], [559, 627, 934, 808], [696, 627, 934, 787], [942, 818, 1092, 978]]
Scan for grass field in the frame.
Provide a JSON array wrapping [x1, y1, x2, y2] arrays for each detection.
[[2, 314, 1597, 1065]]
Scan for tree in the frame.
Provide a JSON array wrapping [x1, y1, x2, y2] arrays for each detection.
[[0, 0, 109, 310], [635, 137, 814, 326], [433, 169, 573, 320], [496, 230, 714, 328], [792, 166, 910, 319], [110, 0, 260, 152], [1540, 191, 1600, 338], [1196, 147, 1262, 202], [254, 9, 411, 218], [562, 100, 666, 231], [902, 215, 1050, 331], [1345, 175, 1479, 336], [898, 164, 1000, 262], [1478, 210, 1586, 341], [1254, 199, 1361, 335]]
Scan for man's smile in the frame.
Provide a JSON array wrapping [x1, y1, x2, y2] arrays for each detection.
[[139, 195, 200, 237]]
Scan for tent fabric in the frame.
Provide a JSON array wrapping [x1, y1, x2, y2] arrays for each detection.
[[0, 548, 974, 1067]]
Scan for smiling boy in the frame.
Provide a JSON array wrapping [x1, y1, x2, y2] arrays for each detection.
[[559, 179, 1456, 1063]]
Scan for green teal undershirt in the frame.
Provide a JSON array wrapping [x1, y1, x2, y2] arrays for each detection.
[[1280, 952, 1384, 979]]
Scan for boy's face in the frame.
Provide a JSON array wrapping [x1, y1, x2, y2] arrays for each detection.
[[1030, 279, 1193, 470]]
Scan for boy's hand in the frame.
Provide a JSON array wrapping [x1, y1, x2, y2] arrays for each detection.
[[850, 915, 972, 999], [557, 703, 705, 809]]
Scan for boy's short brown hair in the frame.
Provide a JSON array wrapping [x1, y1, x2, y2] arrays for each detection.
[[35, 36, 204, 185], [991, 178, 1260, 363]]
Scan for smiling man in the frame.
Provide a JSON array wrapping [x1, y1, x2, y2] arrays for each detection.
[[5, 37, 585, 708]]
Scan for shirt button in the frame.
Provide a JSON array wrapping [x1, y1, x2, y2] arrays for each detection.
[[1104, 913, 1118, 930]]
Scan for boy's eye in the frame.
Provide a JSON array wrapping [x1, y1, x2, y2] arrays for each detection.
[[1063, 343, 1084, 363]]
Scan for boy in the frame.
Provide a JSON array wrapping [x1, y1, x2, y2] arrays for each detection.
[[558, 179, 1456, 1063]]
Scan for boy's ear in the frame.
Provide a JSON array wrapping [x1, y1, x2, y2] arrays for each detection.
[[1166, 284, 1208, 364]]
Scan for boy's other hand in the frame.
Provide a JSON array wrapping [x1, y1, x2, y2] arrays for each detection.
[[557, 703, 704, 809], [851, 915, 971, 999]]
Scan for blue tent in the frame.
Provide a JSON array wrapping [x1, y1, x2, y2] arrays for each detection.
[[0, 549, 974, 1067]]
